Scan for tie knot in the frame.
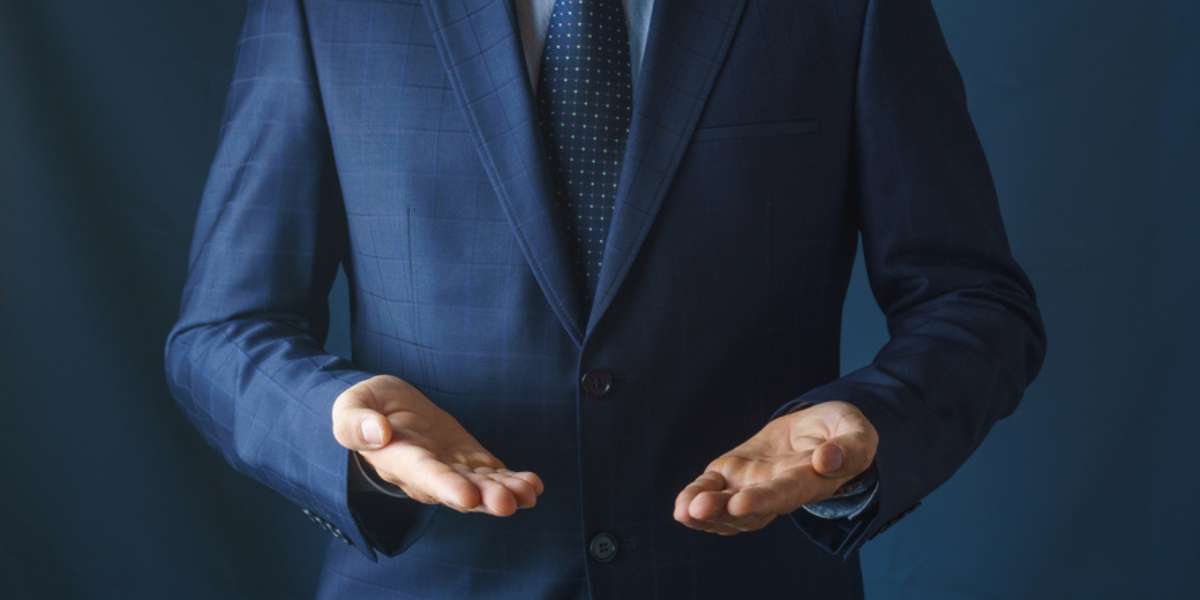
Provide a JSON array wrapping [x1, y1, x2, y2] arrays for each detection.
[[548, 0, 629, 31]]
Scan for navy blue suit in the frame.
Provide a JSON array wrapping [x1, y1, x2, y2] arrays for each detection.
[[164, 0, 1047, 597]]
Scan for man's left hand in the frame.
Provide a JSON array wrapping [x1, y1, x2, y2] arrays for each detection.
[[673, 400, 879, 535]]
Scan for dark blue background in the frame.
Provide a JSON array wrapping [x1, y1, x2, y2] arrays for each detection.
[[1, 1, 1194, 598]]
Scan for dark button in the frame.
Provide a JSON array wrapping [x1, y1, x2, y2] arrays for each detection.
[[580, 370, 613, 397], [588, 532, 618, 563]]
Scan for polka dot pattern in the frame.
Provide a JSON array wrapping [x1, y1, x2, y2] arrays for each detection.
[[534, 0, 633, 307]]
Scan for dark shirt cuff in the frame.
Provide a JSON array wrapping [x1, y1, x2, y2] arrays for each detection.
[[801, 463, 879, 520], [350, 449, 411, 499], [345, 450, 439, 556]]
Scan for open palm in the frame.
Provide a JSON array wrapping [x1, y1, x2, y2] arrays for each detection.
[[674, 400, 877, 535], [333, 375, 544, 516]]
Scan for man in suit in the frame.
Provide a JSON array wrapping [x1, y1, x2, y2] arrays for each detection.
[[164, 0, 1046, 597]]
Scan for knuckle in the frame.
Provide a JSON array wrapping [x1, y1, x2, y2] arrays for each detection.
[[706, 456, 733, 471]]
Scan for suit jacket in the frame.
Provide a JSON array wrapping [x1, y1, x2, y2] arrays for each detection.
[[164, 0, 1047, 598]]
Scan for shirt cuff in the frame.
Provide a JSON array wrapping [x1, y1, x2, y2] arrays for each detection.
[[800, 463, 879, 520], [346, 450, 440, 557], [349, 449, 411, 499]]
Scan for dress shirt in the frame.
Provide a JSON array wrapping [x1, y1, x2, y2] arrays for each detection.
[[514, 0, 655, 95]]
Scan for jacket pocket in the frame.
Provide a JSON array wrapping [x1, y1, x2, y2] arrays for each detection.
[[691, 118, 819, 142]]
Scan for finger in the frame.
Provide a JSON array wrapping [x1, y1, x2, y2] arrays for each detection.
[[728, 513, 775, 533], [688, 489, 734, 522], [470, 473, 519, 516], [333, 407, 391, 451], [705, 510, 774, 533], [684, 518, 742, 536], [812, 431, 875, 480], [674, 472, 726, 522], [332, 384, 393, 450], [692, 493, 775, 532], [490, 471, 539, 508], [727, 470, 828, 517], [505, 470, 545, 495], [415, 457, 483, 511]]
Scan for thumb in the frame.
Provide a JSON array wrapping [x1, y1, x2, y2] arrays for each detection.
[[332, 389, 392, 451], [812, 434, 873, 480]]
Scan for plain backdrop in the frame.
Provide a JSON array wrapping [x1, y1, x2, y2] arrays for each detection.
[[1, 1, 1196, 598]]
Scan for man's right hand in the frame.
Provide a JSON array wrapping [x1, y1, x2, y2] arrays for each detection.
[[332, 375, 544, 516]]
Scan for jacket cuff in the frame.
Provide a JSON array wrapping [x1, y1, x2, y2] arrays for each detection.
[[294, 370, 437, 561]]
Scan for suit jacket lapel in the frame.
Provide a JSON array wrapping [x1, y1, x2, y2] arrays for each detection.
[[422, 0, 587, 346], [585, 0, 748, 337]]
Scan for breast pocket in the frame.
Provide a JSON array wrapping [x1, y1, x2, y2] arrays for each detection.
[[691, 118, 820, 143]]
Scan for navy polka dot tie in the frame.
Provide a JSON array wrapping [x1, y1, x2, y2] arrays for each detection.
[[535, 0, 633, 309]]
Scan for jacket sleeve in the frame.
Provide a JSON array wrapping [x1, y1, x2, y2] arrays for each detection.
[[774, 0, 1047, 559], [163, 0, 436, 561]]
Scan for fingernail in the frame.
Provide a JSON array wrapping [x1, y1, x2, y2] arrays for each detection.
[[361, 419, 383, 446], [824, 443, 844, 472]]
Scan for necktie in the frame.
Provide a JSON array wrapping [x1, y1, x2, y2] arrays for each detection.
[[535, 0, 633, 309]]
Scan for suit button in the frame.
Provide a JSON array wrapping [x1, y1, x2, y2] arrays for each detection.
[[588, 532, 618, 563], [580, 370, 613, 397]]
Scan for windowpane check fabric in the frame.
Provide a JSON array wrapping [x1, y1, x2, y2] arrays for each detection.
[[535, 0, 634, 307], [165, 1, 1047, 596], [349, 0, 877, 525]]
